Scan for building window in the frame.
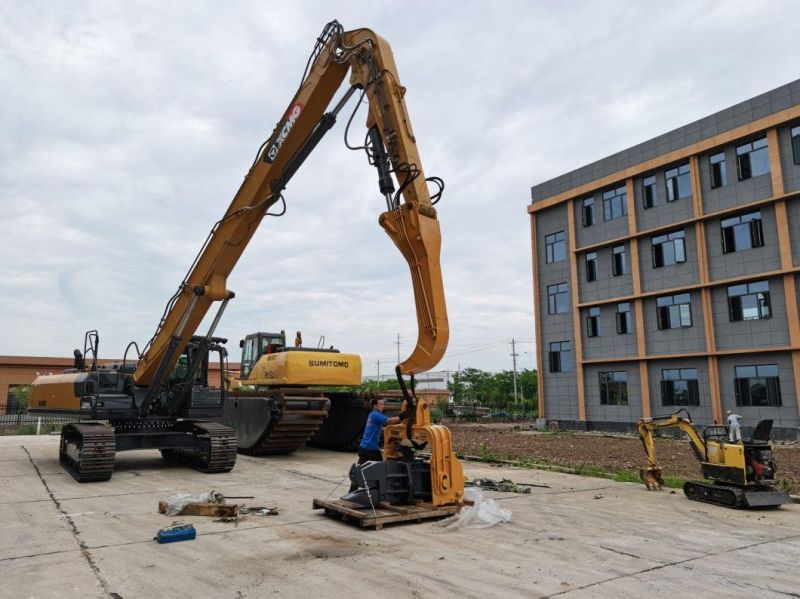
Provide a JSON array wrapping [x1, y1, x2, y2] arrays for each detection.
[[586, 306, 601, 337], [642, 175, 657, 209], [651, 230, 686, 268], [599, 371, 628, 405], [709, 151, 728, 189], [736, 137, 770, 180], [666, 164, 691, 202], [582, 197, 596, 227], [656, 293, 692, 329], [547, 282, 569, 314], [661, 368, 699, 407], [548, 341, 572, 373], [586, 252, 598, 282], [792, 126, 800, 165], [612, 245, 627, 276], [734, 364, 781, 407], [545, 231, 567, 263], [721, 211, 763, 254], [602, 186, 627, 221], [616, 302, 632, 334], [728, 280, 771, 321]]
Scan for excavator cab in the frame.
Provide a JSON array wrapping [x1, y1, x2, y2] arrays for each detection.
[[239, 332, 287, 379]]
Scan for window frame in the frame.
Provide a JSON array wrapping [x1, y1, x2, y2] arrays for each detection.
[[735, 136, 770, 181], [616, 302, 632, 334], [545, 230, 567, 264], [792, 126, 800, 166], [651, 230, 687, 268], [586, 306, 601, 338], [582, 197, 596, 227], [586, 251, 598, 282], [547, 282, 569, 315], [602, 186, 627, 221], [720, 210, 763, 254], [709, 151, 728, 189], [734, 364, 782, 407], [660, 368, 700, 407], [727, 280, 771, 322], [612, 245, 627, 277], [665, 163, 692, 202], [656, 293, 693, 330], [548, 341, 572, 373], [642, 175, 658, 209], [599, 371, 628, 405]]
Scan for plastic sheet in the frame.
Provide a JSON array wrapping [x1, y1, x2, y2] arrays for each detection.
[[163, 490, 225, 516], [438, 487, 512, 530]]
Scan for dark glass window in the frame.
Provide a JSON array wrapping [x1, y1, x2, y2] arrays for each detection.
[[547, 282, 569, 314], [735, 364, 781, 407], [548, 341, 572, 373], [721, 211, 763, 254], [710, 151, 728, 189], [586, 252, 597, 282], [545, 231, 567, 263], [656, 293, 692, 329], [602, 186, 627, 221], [736, 137, 770, 180], [666, 164, 692, 202], [599, 371, 628, 405], [616, 302, 632, 334], [582, 197, 596, 227], [612, 245, 627, 276], [642, 175, 657, 209], [792, 126, 800, 165], [661, 368, 699, 407], [652, 230, 686, 268], [728, 280, 771, 321], [586, 306, 600, 337]]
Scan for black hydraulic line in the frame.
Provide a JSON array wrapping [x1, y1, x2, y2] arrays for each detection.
[[268, 86, 358, 195]]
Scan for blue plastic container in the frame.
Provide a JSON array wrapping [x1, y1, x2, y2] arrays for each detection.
[[155, 525, 196, 544]]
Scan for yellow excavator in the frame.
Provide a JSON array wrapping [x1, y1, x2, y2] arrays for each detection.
[[638, 410, 790, 508], [28, 20, 464, 506]]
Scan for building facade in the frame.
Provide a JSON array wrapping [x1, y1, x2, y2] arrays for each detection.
[[529, 79, 800, 439]]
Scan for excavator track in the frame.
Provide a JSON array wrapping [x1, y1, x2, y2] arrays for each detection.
[[59, 423, 116, 482], [238, 389, 329, 455], [682, 480, 789, 508], [161, 422, 237, 473]]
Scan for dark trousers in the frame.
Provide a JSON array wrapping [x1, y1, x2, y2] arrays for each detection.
[[348, 447, 383, 492]]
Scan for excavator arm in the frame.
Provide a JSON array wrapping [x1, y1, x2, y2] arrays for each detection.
[[637, 411, 707, 490], [132, 21, 448, 414]]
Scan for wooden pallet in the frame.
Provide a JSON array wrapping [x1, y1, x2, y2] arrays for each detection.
[[312, 497, 462, 530]]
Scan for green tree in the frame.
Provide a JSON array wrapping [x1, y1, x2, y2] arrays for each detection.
[[9, 385, 31, 413]]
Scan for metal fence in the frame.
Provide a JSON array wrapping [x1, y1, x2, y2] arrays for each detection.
[[0, 405, 81, 435]]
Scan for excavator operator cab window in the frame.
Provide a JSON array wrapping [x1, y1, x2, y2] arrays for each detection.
[[260, 335, 285, 356], [241, 336, 257, 379]]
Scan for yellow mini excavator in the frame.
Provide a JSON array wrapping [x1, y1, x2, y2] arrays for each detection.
[[28, 19, 463, 502], [638, 410, 790, 508]]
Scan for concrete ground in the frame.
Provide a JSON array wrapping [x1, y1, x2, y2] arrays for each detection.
[[2, 436, 800, 599]]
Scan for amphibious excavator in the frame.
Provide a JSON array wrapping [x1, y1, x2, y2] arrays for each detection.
[[28, 20, 458, 495], [638, 410, 790, 508]]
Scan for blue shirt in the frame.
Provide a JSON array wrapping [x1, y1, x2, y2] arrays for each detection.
[[359, 409, 389, 450]]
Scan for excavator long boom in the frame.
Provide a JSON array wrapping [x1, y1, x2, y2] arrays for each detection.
[[133, 22, 448, 406]]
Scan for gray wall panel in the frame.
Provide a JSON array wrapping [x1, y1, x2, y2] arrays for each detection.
[[639, 226, 700, 293], [712, 277, 790, 350], [582, 303, 638, 360], [584, 362, 641, 423], [643, 293, 706, 355], [705, 205, 781, 280], [647, 358, 713, 424]]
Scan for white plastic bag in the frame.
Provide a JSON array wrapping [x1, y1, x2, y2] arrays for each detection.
[[438, 487, 512, 530]]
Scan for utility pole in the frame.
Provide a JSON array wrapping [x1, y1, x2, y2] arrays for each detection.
[[396, 333, 401, 364], [511, 338, 519, 405], [376, 359, 380, 381]]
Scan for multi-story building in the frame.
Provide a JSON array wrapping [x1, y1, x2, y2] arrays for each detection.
[[529, 79, 800, 439]]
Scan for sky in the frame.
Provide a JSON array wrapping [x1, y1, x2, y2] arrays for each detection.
[[1, 1, 799, 378]]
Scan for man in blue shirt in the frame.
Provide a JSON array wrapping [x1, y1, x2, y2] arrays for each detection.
[[349, 398, 400, 491]]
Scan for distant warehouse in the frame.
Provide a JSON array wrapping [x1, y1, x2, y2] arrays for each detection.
[[529, 79, 800, 439]]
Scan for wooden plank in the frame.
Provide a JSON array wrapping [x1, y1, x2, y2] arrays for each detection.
[[158, 501, 238, 517], [313, 497, 461, 529]]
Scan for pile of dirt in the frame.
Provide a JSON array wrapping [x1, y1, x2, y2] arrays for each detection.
[[449, 423, 800, 490]]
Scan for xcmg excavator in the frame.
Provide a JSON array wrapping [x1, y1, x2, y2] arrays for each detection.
[[638, 410, 790, 508], [28, 20, 461, 501]]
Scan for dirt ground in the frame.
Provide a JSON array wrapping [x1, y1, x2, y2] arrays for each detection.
[[449, 423, 800, 490]]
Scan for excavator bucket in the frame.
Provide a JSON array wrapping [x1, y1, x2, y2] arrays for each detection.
[[640, 467, 664, 491], [379, 204, 449, 374]]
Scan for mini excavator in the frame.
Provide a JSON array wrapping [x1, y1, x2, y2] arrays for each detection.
[[28, 20, 462, 496], [638, 410, 790, 508]]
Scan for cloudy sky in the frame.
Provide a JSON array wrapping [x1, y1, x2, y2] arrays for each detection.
[[1, 1, 798, 377]]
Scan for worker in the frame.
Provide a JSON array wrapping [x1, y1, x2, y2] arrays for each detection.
[[294, 331, 302, 348], [349, 398, 400, 491], [727, 409, 743, 443]]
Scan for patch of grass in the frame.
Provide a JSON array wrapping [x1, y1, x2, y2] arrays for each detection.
[[571, 463, 687, 489], [477, 443, 502, 463]]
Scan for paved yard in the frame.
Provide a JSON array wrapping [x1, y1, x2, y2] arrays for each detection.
[[2, 435, 799, 598]]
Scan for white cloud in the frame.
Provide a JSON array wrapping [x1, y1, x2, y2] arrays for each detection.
[[1, 1, 798, 375]]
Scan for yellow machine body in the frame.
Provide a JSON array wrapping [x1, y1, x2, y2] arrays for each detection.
[[383, 397, 465, 507], [28, 373, 83, 411], [245, 350, 362, 387]]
